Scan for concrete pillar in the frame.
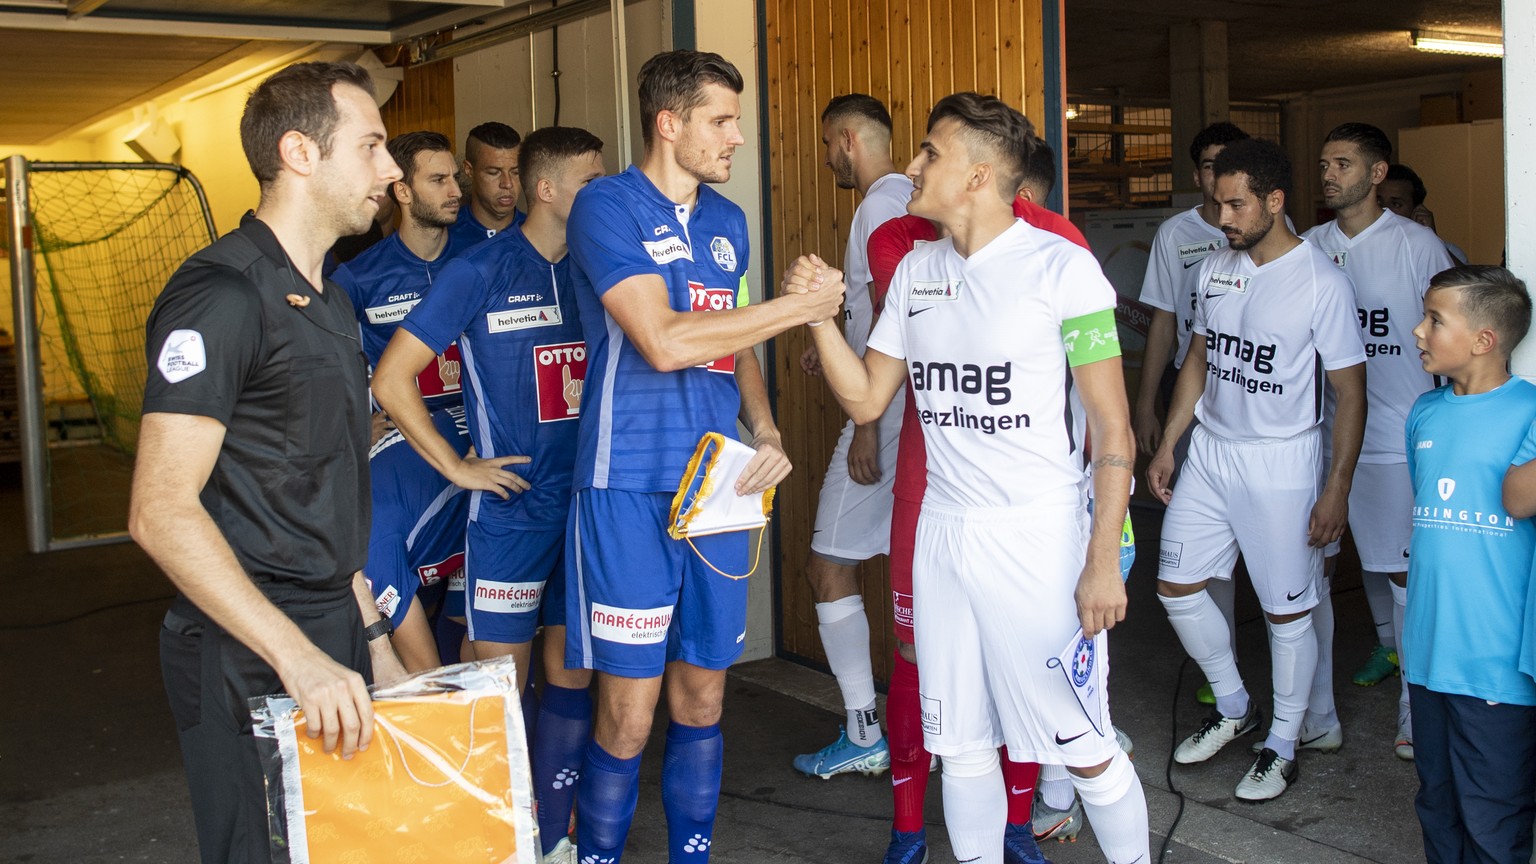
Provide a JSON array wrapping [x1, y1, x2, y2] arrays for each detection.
[[1169, 20, 1230, 193], [1508, 0, 1536, 379]]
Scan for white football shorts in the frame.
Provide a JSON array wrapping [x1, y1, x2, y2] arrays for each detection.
[[1348, 460, 1413, 573], [811, 388, 905, 562]]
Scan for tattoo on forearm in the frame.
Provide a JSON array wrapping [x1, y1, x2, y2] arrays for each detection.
[[1093, 454, 1134, 472]]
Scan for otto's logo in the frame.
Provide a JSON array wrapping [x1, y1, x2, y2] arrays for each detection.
[[1438, 478, 1456, 501], [689, 282, 737, 374], [910, 280, 962, 301], [710, 236, 738, 271], [417, 550, 465, 587], [644, 236, 692, 265], [910, 360, 1012, 405], [533, 341, 588, 423], [591, 602, 673, 645]]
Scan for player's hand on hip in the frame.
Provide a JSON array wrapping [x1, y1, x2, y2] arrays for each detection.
[[369, 410, 396, 447], [848, 423, 881, 485], [452, 449, 532, 498], [1307, 484, 1349, 548], [1133, 402, 1162, 455], [781, 254, 830, 295], [1075, 562, 1128, 638], [738, 433, 791, 495], [278, 648, 374, 759], [799, 344, 823, 376], [1147, 448, 1176, 504]]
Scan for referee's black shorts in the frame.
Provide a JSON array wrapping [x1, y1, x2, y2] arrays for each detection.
[[159, 595, 369, 864]]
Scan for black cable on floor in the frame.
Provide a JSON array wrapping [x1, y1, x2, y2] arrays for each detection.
[[0, 593, 173, 630], [1157, 655, 1190, 864]]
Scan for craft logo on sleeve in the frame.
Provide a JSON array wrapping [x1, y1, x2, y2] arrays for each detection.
[[473, 579, 545, 613], [416, 550, 466, 587], [590, 602, 674, 645], [910, 279, 963, 301], [688, 281, 738, 374], [487, 305, 562, 333], [709, 236, 738, 271], [157, 329, 206, 383], [532, 341, 588, 422], [644, 235, 692, 265]]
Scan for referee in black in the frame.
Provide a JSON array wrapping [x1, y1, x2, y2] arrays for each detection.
[[130, 62, 407, 864]]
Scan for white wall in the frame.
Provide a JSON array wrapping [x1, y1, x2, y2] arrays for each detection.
[[1508, 0, 1536, 379]]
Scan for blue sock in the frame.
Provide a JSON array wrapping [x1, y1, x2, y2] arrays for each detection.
[[662, 721, 723, 862], [576, 741, 641, 863], [532, 684, 592, 853], [433, 615, 466, 666], [521, 682, 540, 748]]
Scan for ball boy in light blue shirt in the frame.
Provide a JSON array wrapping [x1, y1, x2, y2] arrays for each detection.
[[1406, 264, 1536, 864]]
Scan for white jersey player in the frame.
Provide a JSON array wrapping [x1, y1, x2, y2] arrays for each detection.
[[1303, 122, 1455, 763], [1148, 137, 1367, 803], [792, 94, 914, 780], [798, 92, 1148, 864]]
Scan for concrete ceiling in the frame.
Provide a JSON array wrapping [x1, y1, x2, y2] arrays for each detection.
[[0, 0, 1509, 144], [1066, 0, 1504, 100]]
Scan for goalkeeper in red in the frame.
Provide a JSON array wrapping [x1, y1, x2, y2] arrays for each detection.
[[797, 92, 1148, 864]]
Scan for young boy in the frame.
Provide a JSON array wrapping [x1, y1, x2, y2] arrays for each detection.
[[1407, 264, 1536, 864]]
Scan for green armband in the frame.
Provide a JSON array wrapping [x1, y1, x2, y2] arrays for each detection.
[[1061, 308, 1122, 367], [736, 275, 751, 308]]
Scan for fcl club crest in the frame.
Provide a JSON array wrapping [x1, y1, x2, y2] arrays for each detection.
[[1438, 478, 1456, 501], [1071, 635, 1095, 687], [710, 236, 737, 271]]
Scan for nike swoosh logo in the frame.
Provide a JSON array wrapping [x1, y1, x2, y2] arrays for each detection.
[[1402, 549, 1411, 558], [1286, 589, 1306, 601], [892, 777, 911, 786], [1300, 731, 1332, 746], [1183, 259, 1202, 269], [1054, 730, 1090, 745], [908, 306, 933, 317], [1009, 786, 1033, 796]]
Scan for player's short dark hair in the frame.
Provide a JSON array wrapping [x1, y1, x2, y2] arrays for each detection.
[[1189, 122, 1249, 167], [1324, 122, 1392, 167], [637, 50, 744, 147], [1429, 265, 1533, 356], [1019, 136, 1056, 198], [1385, 164, 1428, 207], [926, 92, 1037, 200], [821, 94, 893, 133], [518, 126, 605, 191], [465, 122, 522, 163], [1212, 137, 1291, 200], [386, 131, 454, 203], [240, 61, 376, 185]]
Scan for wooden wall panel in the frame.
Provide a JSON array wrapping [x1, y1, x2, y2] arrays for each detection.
[[766, 0, 1049, 683], [380, 56, 456, 144]]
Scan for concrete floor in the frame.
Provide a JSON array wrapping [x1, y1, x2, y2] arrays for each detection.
[[0, 468, 1430, 864]]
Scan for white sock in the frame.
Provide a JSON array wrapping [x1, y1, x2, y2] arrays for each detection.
[[940, 749, 1005, 864], [815, 596, 882, 745], [1362, 571, 1396, 648], [1071, 752, 1150, 864], [1206, 576, 1238, 654], [1263, 615, 1318, 760], [1305, 570, 1339, 731], [1038, 763, 1074, 810], [1392, 580, 1410, 730], [1159, 590, 1248, 717]]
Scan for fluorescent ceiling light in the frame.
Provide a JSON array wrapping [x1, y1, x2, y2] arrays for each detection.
[[1412, 29, 1503, 57]]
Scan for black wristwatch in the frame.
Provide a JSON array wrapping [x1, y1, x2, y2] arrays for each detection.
[[363, 617, 393, 642]]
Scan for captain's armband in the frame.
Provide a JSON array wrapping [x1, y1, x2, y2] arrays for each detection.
[[1061, 308, 1122, 367]]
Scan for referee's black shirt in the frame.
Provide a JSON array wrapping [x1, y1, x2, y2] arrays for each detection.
[[142, 213, 370, 609]]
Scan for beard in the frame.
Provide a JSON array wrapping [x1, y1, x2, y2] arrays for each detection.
[[676, 130, 732, 184], [831, 151, 856, 190], [1225, 208, 1275, 251], [1324, 174, 1374, 211], [411, 196, 458, 229]]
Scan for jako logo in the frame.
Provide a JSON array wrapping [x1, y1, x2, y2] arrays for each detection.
[[910, 360, 1012, 405], [1438, 478, 1456, 501]]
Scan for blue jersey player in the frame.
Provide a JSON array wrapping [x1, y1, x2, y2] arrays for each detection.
[[374, 126, 606, 864], [563, 51, 843, 864], [332, 131, 468, 417], [449, 121, 526, 250], [365, 404, 471, 672]]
